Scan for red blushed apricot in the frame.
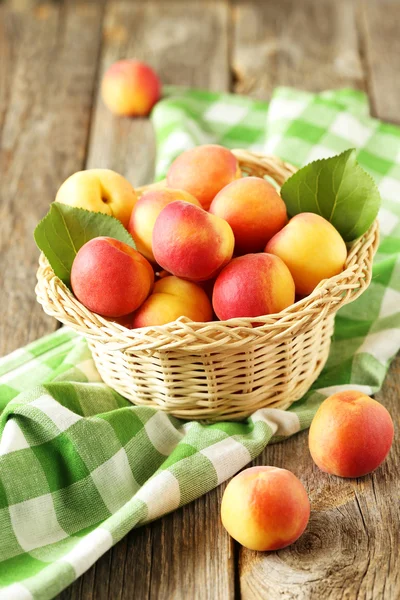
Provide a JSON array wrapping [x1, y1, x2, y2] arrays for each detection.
[[309, 391, 394, 478], [152, 201, 234, 282], [128, 188, 201, 263], [221, 466, 310, 551], [209, 177, 288, 254], [71, 237, 154, 317], [265, 213, 347, 297], [101, 59, 161, 117], [212, 253, 295, 320], [166, 145, 240, 209], [131, 276, 213, 328]]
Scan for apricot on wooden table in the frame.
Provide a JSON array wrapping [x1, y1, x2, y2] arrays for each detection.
[[221, 466, 310, 551], [309, 391, 394, 478]]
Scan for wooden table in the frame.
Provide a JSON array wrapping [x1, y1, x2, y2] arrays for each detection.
[[0, 1, 399, 598]]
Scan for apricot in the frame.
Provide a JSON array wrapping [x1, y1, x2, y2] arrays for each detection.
[[309, 391, 394, 478], [55, 169, 138, 228], [131, 276, 212, 328], [209, 177, 287, 253], [128, 188, 201, 263], [71, 237, 154, 317], [152, 201, 234, 282], [265, 213, 347, 296], [212, 253, 295, 320], [221, 466, 310, 551], [166, 145, 240, 209], [101, 59, 161, 117]]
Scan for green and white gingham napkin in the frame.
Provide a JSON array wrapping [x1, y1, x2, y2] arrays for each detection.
[[1, 87, 399, 599]]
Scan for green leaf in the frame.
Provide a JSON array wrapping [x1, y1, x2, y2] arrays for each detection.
[[34, 203, 136, 287], [280, 149, 381, 241]]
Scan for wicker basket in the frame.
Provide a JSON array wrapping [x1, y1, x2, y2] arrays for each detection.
[[35, 150, 379, 421]]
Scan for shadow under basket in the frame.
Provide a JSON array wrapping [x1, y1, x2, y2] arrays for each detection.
[[35, 150, 379, 421]]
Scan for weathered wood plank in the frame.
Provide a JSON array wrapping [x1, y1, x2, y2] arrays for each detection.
[[0, 0, 105, 356], [58, 1, 233, 597], [232, 0, 365, 100], [0, 3, 18, 137], [239, 357, 400, 600], [359, 0, 400, 123]]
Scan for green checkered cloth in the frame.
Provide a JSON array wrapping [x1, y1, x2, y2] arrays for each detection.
[[1, 87, 399, 600]]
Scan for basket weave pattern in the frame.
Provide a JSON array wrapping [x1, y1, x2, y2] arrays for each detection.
[[36, 151, 379, 421]]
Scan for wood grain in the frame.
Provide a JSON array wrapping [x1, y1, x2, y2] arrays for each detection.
[[0, 2, 18, 137], [232, 0, 365, 100], [239, 357, 400, 600], [360, 0, 400, 123], [58, 1, 233, 596], [0, 0, 104, 355]]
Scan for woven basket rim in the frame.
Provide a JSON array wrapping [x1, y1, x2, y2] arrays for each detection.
[[35, 151, 380, 352]]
